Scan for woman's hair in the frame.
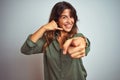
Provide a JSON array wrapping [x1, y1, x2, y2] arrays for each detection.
[[43, 1, 78, 51]]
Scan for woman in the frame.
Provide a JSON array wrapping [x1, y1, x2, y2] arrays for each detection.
[[21, 1, 90, 80]]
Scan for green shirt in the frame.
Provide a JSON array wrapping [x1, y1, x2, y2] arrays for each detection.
[[21, 33, 90, 80]]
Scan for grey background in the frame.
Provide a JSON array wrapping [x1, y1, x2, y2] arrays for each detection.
[[0, 0, 120, 80]]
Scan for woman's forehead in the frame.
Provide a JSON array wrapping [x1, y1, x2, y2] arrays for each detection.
[[61, 9, 71, 15]]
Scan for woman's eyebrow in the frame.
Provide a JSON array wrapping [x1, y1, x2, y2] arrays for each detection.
[[60, 15, 68, 17], [61, 15, 66, 16]]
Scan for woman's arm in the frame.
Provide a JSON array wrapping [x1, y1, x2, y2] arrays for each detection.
[[21, 20, 63, 55], [31, 20, 63, 42]]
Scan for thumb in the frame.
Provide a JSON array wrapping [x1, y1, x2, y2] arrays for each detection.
[[63, 39, 73, 54]]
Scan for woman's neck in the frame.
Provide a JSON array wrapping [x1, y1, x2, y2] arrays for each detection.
[[60, 30, 68, 38], [57, 31, 68, 48]]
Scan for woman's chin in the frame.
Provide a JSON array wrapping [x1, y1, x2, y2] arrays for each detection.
[[63, 29, 71, 32]]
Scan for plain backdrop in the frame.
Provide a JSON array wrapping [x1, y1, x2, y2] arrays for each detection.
[[0, 0, 120, 80]]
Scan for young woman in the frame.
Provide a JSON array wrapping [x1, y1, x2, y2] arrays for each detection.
[[21, 1, 90, 80]]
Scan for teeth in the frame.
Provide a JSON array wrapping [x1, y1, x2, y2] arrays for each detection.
[[66, 25, 72, 28]]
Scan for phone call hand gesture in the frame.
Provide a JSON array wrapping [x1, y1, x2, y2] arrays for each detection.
[[44, 20, 63, 31]]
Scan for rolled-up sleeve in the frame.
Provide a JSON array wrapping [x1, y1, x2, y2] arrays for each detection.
[[85, 37, 90, 56], [21, 35, 46, 55]]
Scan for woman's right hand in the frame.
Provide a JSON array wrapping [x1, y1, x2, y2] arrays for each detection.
[[43, 20, 63, 31], [30, 20, 63, 43]]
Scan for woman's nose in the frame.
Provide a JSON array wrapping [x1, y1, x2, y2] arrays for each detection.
[[67, 18, 72, 23]]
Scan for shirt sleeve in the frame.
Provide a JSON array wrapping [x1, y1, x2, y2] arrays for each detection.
[[21, 34, 46, 55], [73, 33, 90, 56]]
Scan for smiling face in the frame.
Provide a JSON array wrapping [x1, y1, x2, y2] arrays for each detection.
[[58, 9, 75, 32]]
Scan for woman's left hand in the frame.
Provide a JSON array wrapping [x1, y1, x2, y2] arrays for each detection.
[[63, 37, 86, 58]]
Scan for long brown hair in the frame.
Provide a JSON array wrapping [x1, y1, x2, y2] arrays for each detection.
[[43, 1, 78, 51]]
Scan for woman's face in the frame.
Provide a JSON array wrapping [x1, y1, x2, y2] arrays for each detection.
[[58, 9, 74, 32]]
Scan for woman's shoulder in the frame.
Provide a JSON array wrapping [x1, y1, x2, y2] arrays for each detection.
[[73, 33, 84, 37]]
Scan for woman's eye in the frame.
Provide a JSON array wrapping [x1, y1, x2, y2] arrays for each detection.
[[62, 16, 67, 19]]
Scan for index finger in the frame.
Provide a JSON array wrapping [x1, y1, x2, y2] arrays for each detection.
[[56, 27, 63, 30]]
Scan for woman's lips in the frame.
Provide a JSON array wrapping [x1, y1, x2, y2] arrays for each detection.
[[64, 24, 73, 29]]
